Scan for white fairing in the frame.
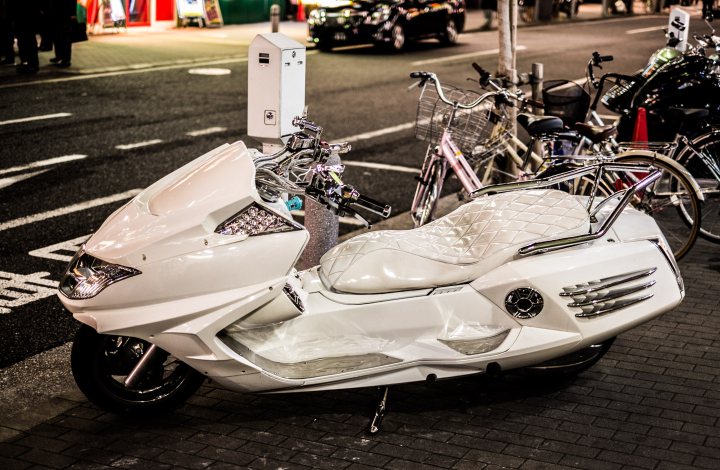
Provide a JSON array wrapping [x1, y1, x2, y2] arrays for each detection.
[[58, 144, 684, 395]]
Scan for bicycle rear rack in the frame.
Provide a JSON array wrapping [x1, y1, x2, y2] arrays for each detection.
[[470, 162, 661, 256]]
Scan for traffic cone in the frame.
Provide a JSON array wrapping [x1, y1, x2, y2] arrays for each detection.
[[296, 0, 306, 22], [632, 107, 648, 142]]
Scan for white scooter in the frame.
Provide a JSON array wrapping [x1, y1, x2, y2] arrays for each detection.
[[58, 115, 684, 433]]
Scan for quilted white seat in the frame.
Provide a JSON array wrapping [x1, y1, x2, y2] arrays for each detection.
[[320, 189, 590, 294]]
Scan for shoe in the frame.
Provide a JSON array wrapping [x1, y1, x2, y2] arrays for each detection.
[[49, 57, 61, 63], [56, 61, 71, 68], [16, 64, 39, 74], [0, 58, 14, 65]]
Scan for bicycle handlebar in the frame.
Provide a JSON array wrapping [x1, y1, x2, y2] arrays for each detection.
[[408, 65, 544, 110]]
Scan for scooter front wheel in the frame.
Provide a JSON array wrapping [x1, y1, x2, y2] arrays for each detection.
[[71, 325, 206, 415]]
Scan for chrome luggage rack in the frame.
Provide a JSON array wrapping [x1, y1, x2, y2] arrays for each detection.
[[616, 141, 677, 154], [470, 162, 661, 256]]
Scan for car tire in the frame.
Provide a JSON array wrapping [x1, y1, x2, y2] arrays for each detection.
[[390, 23, 406, 52], [440, 18, 458, 45]]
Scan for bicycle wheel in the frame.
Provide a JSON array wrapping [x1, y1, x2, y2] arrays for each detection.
[[412, 151, 446, 228], [674, 130, 720, 243], [612, 154, 701, 260]]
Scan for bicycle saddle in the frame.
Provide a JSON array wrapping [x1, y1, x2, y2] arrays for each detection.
[[319, 189, 590, 294], [517, 113, 564, 136], [667, 108, 709, 121], [575, 123, 618, 144]]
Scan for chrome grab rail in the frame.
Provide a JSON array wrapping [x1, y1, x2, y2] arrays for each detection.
[[470, 162, 662, 256]]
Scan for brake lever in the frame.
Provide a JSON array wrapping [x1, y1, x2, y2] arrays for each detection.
[[408, 80, 422, 91]]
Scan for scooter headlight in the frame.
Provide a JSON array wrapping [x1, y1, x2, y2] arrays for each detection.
[[215, 203, 302, 236], [59, 246, 141, 300]]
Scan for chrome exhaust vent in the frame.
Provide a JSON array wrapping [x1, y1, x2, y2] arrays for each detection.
[[561, 268, 656, 318]]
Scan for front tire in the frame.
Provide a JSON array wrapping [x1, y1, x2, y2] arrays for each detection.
[[71, 325, 206, 415], [390, 23, 406, 52]]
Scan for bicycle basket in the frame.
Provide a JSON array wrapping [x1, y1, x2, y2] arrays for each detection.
[[542, 79, 591, 129], [415, 83, 493, 155]]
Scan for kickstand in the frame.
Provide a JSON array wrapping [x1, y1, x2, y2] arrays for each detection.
[[367, 386, 389, 435]]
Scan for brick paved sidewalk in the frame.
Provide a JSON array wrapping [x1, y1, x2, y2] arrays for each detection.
[[1, 235, 719, 470]]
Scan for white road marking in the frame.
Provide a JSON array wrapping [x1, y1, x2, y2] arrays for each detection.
[[338, 122, 415, 143], [597, 114, 619, 121], [0, 51, 319, 89], [548, 77, 588, 91], [627, 25, 666, 34], [342, 161, 421, 174], [0, 113, 72, 126], [0, 169, 51, 190], [0, 189, 141, 232], [332, 44, 374, 51], [0, 271, 59, 315], [188, 68, 232, 75], [0, 155, 87, 176], [291, 210, 366, 226], [187, 127, 227, 136], [411, 45, 527, 66], [29, 234, 92, 262], [115, 139, 163, 150]]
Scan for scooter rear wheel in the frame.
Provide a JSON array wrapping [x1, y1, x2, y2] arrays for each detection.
[[71, 325, 206, 415]]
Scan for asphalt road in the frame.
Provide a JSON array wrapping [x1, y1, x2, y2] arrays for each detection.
[[0, 15, 687, 368]]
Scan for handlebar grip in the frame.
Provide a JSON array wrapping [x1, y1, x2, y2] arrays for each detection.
[[354, 194, 391, 218], [471, 62, 485, 76], [410, 72, 429, 79], [525, 98, 545, 109], [600, 55, 613, 62]]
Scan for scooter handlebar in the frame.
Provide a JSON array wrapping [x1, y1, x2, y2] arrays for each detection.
[[352, 194, 392, 218]]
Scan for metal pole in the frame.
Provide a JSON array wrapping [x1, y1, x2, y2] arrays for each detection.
[[570, 0, 578, 18], [271, 4, 280, 33], [302, 153, 341, 269], [602, 0, 609, 17], [531, 63, 543, 115]]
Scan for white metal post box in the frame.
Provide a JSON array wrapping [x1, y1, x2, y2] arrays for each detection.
[[669, 8, 690, 52], [247, 33, 306, 153]]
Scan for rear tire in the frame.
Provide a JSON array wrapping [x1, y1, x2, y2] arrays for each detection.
[[613, 153, 702, 261], [440, 18, 458, 45], [674, 130, 720, 244], [71, 325, 206, 415]]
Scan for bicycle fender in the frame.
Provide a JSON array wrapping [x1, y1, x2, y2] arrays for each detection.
[[614, 150, 705, 202]]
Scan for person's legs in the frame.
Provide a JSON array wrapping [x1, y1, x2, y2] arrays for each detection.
[[15, 20, 38, 70], [53, 23, 71, 65], [0, 19, 15, 63]]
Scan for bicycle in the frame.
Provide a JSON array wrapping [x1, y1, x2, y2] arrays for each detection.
[[470, 61, 703, 260], [407, 68, 543, 228], [578, 52, 718, 247]]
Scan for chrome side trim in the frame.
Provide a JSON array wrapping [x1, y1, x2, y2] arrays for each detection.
[[573, 294, 654, 318], [648, 238, 684, 294], [217, 332, 402, 380], [560, 268, 657, 297], [566, 281, 656, 307]]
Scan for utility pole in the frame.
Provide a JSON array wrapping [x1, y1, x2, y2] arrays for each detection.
[[498, 0, 518, 178]]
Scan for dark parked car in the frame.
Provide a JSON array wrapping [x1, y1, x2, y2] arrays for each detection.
[[308, 0, 466, 52]]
